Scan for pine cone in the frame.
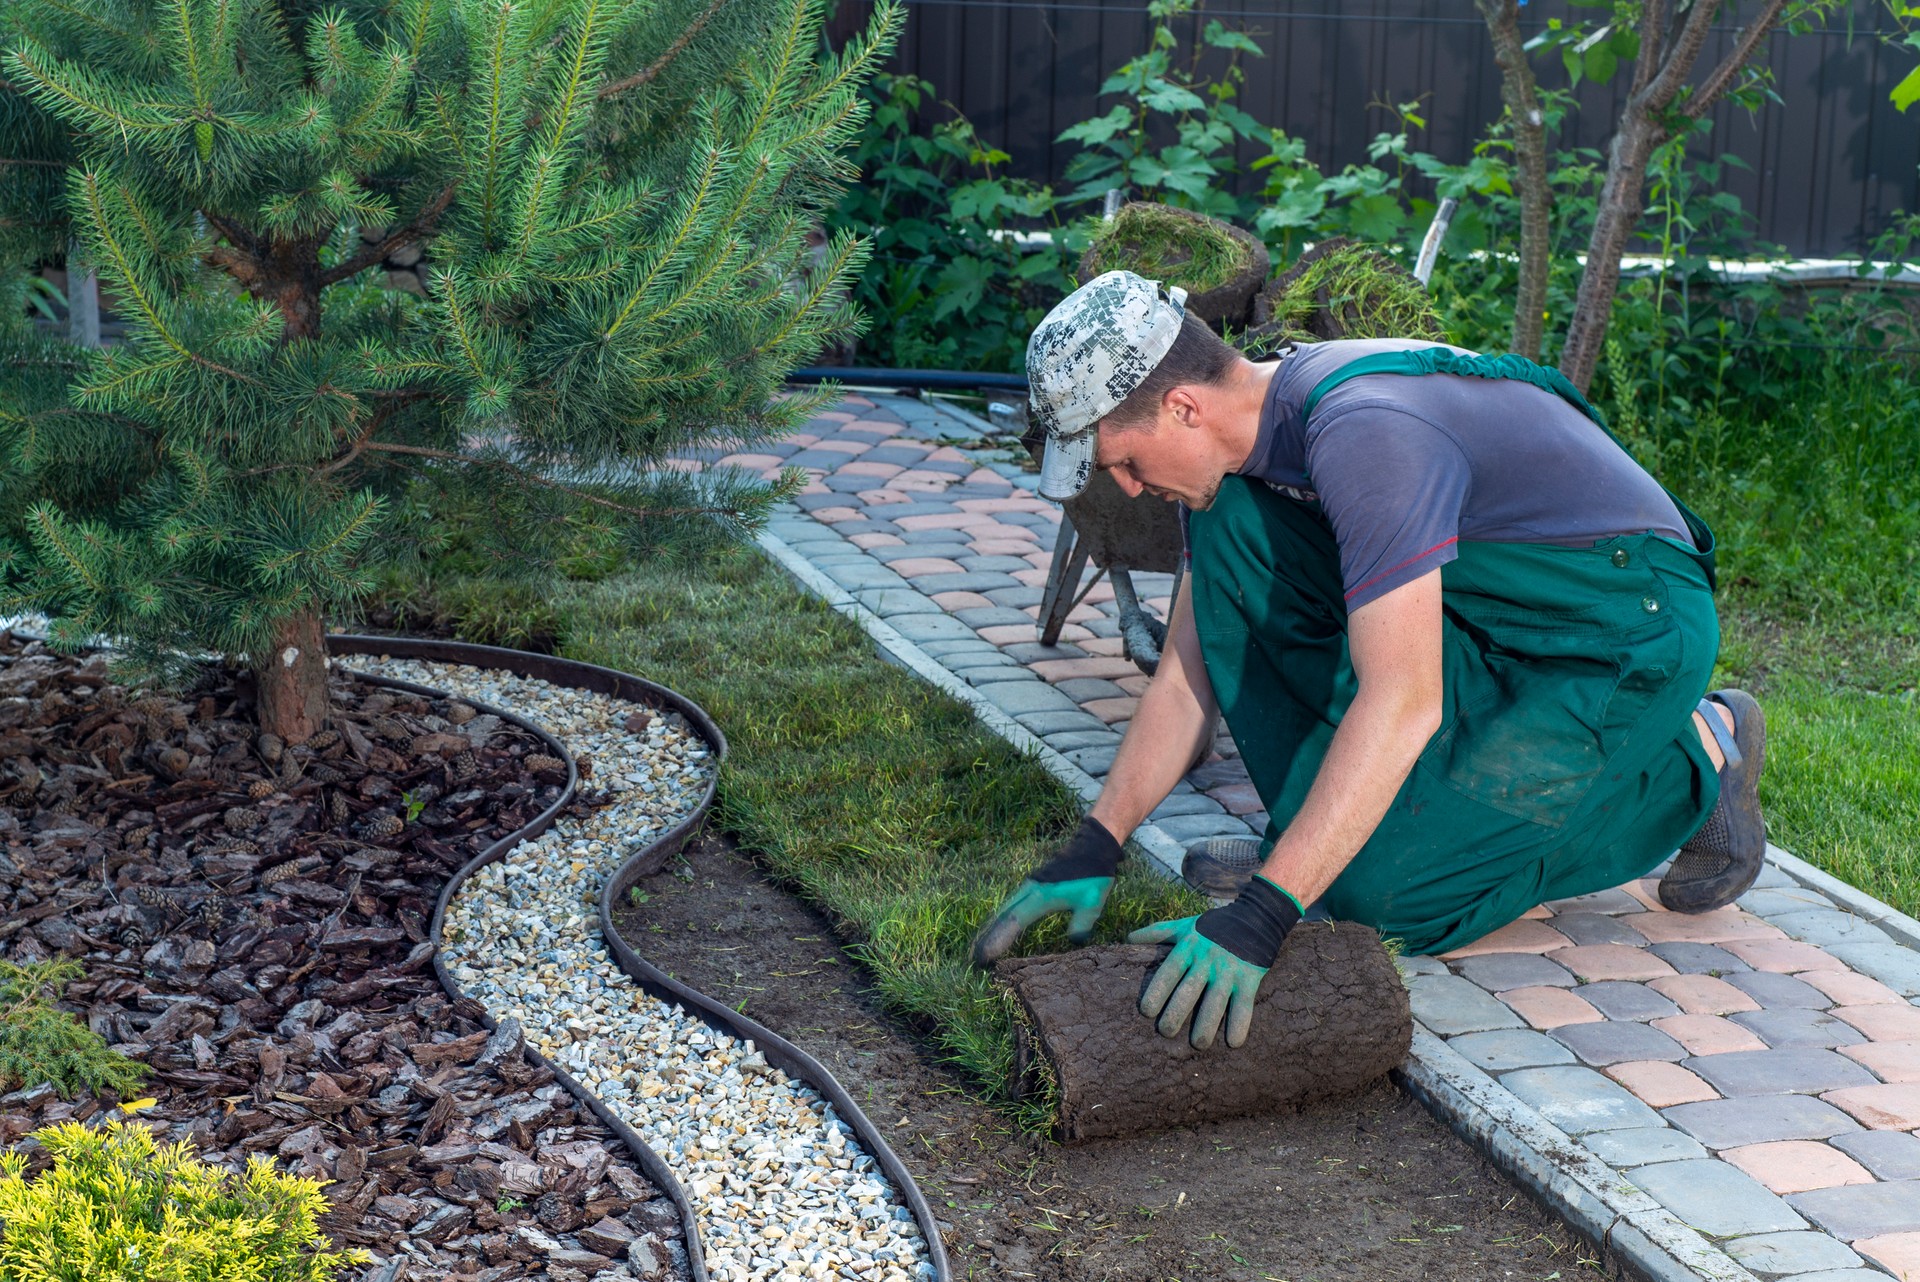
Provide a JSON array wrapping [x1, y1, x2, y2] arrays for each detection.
[[247, 778, 276, 801], [357, 812, 405, 841], [122, 824, 155, 851], [205, 837, 260, 858], [308, 763, 346, 785], [305, 729, 341, 751], [135, 885, 186, 909], [192, 899, 229, 930], [327, 790, 351, 825], [260, 855, 320, 887], [447, 751, 478, 782], [525, 753, 566, 777], [222, 806, 257, 833], [116, 923, 148, 948]]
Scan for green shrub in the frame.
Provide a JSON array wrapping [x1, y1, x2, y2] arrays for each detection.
[[0, 960, 148, 1100], [0, 1120, 368, 1282]]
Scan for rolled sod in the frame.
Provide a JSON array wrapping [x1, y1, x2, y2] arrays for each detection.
[[997, 923, 1411, 1143]]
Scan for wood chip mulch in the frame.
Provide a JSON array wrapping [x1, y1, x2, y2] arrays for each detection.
[[0, 634, 690, 1282]]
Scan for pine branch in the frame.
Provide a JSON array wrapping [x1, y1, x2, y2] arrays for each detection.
[[317, 181, 459, 286], [363, 442, 754, 520], [597, 0, 727, 100]]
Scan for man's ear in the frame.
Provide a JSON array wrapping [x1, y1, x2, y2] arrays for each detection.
[[1165, 385, 1202, 427]]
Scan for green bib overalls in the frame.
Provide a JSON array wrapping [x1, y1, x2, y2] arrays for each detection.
[[1185, 350, 1722, 955]]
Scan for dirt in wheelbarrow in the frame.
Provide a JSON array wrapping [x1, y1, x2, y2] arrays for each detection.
[[611, 832, 1623, 1282]]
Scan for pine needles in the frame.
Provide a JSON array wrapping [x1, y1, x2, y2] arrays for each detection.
[[0, 959, 150, 1100]]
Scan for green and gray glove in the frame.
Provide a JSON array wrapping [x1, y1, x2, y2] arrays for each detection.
[[1129, 874, 1304, 1049], [971, 815, 1122, 967]]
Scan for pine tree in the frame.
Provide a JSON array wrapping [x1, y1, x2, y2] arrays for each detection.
[[0, 0, 899, 740]]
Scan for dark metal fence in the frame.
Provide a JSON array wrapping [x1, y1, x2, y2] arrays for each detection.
[[829, 0, 1917, 260]]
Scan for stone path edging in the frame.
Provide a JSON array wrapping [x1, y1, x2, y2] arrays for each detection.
[[753, 520, 1758, 1282]]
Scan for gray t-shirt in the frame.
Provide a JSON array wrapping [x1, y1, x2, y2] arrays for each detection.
[[1187, 338, 1691, 611]]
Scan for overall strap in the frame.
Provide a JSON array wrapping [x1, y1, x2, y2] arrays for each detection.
[[1296, 347, 1717, 589]]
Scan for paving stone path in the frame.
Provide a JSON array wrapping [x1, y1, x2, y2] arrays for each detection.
[[681, 391, 1920, 1282]]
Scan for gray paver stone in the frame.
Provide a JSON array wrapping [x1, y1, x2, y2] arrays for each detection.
[[1081, 617, 1123, 638], [1446, 1029, 1577, 1072], [888, 614, 983, 643], [1452, 953, 1576, 992], [984, 586, 1047, 608], [979, 680, 1080, 715], [1580, 1127, 1707, 1167], [959, 556, 1037, 573], [1044, 729, 1120, 751], [1773, 1272, 1906, 1282], [1723, 1231, 1863, 1275], [1628, 1159, 1808, 1237], [1684, 1048, 1877, 1097], [1015, 710, 1111, 736], [1738, 886, 1838, 917], [1831, 1130, 1920, 1179], [1409, 975, 1528, 1036], [1727, 971, 1832, 1009], [857, 590, 943, 617], [941, 649, 1021, 671], [1787, 1179, 1920, 1238], [900, 528, 982, 545], [792, 491, 855, 511], [819, 474, 882, 494], [1499, 1065, 1664, 1133], [820, 562, 908, 591], [1769, 910, 1892, 949], [1001, 642, 1088, 663], [954, 607, 1042, 629], [1649, 942, 1752, 974], [1148, 794, 1229, 819], [1576, 981, 1681, 1021], [1552, 1020, 1687, 1065], [1826, 942, 1920, 996], [1396, 955, 1447, 978], [1747, 862, 1798, 889], [1065, 746, 1118, 775], [869, 543, 972, 562], [1055, 678, 1129, 703], [1662, 1095, 1860, 1148], [916, 638, 998, 658], [861, 445, 936, 466], [807, 552, 878, 568], [963, 667, 1038, 687], [1541, 888, 1647, 915], [908, 572, 1023, 594], [1149, 814, 1260, 841], [1549, 913, 1653, 947], [1729, 1008, 1868, 1049]]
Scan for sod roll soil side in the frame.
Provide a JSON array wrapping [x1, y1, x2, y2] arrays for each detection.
[[998, 923, 1411, 1143]]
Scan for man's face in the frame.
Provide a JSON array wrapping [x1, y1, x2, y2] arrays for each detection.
[[1090, 394, 1224, 510]]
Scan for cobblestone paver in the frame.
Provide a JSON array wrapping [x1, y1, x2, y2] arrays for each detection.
[[693, 392, 1920, 1276]]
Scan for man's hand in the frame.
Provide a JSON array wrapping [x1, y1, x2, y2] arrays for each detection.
[[971, 815, 1123, 966], [1129, 875, 1303, 1049]]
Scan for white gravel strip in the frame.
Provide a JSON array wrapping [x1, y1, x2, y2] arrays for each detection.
[[338, 656, 933, 1282]]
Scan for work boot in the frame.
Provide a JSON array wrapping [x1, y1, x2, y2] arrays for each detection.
[[1659, 689, 1767, 914], [1182, 837, 1264, 899]]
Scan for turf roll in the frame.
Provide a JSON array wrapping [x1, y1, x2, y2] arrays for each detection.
[[997, 923, 1411, 1143]]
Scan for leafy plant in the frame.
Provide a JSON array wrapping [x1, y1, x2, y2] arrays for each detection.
[[0, 959, 149, 1100], [0, 1119, 368, 1280]]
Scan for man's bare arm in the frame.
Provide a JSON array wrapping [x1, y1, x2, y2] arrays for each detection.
[[1257, 568, 1445, 905], [1089, 575, 1217, 842]]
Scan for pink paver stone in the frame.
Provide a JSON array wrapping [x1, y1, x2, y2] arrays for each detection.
[[1650, 1013, 1769, 1055], [1082, 697, 1139, 724], [976, 625, 1036, 646], [1545, 944, 1677, 981], [1023, 551, 1056, 569], [1648, 974, 1762, 1015], [797, 481, 830, 495], [1822, 1082, 1920, 1130], [845, 420, 904, 437], [1831, 1004, 1920, 1042], [1720, 1140, 1875, 1194], [955, 497, 1052, 514], [1439, 920, 1574, 959], [894, 513, 994, 532], [1841, 1040, 1920, 1083], [926, 445, 970, 463], [1117, 675, 1151, 697], [1030, 657, 1141, 683], [1618, 879, 1667, 912], [1011, 569, 1051, 588], [848, 533, 903, 549], [811, 410, 855, 422], [964, 467, 1010, 487], [811, 507, 861, 524], [972, 539, 1042, 556], [787, 432, 821, 446], [1522, 904, 1554, 920], [1079, 636, 1126, 658], [1627, 909, 1784, 945], [1209, 783, 1265, 816], [715, 452, 785, 470], [1605, 1060, 1720, 1108], [1021, 602, 1105, 625], [888, 557, 967, 577], [1856, 1232, 1920, 1281], [838, 461, 905, 479], [892, 473, 955, 493], [1720, 937, 1847, 972], [1502, 986, 1603, 1029], [969, 522, 1040, 544], [858, 489, 910, 505], [1801, 969, 1908, 1006], [931, 591, 993, 611], [814, 438, 870, 455]]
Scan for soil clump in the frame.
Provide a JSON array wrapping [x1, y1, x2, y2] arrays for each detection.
[[0, 633, 687, 1282], [613, 831, 1622, 1282]]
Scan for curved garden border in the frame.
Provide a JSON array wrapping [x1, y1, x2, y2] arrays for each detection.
[[327, 634, 953, 1282]]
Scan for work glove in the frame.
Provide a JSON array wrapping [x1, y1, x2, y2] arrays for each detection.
[[971, 815, 1122, 966], [1129, 874, 1304, 1050]]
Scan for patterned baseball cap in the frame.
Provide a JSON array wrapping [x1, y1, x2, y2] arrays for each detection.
[[1026, 270, 1188, 501]]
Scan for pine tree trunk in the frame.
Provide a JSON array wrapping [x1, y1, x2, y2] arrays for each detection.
[[1477, 0, 1551, 362], [254, 606, 330, 744], [1558, 110, 1662, 394]]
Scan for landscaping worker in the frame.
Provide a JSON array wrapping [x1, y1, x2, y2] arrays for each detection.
[[971, 270, 1767, 1053]]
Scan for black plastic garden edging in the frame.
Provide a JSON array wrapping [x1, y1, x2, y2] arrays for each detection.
[[328, 634, 953, 1282]]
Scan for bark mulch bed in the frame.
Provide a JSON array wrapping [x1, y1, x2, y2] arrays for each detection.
[[0, 633, 686, 1282], [615, 830, 1626, 1282]]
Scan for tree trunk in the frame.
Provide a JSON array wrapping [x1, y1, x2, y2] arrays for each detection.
[[254, 605, 330, 744], [995, 924, 1411, 1143], [1477, 0, 1551, 361], [1558, 109, 1664, 394]]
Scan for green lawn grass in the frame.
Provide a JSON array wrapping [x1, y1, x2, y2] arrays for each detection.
[[556, 555, 1202, 1129]]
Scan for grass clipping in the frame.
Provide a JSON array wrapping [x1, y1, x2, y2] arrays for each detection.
[[0, 960, 149, 1100]]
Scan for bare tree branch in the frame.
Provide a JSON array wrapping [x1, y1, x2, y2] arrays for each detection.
[[1642, 0, 1725, 110], [1689, 0, 1792, 115], [317, 181, 461, 287], [598, 0, 728, 100]]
